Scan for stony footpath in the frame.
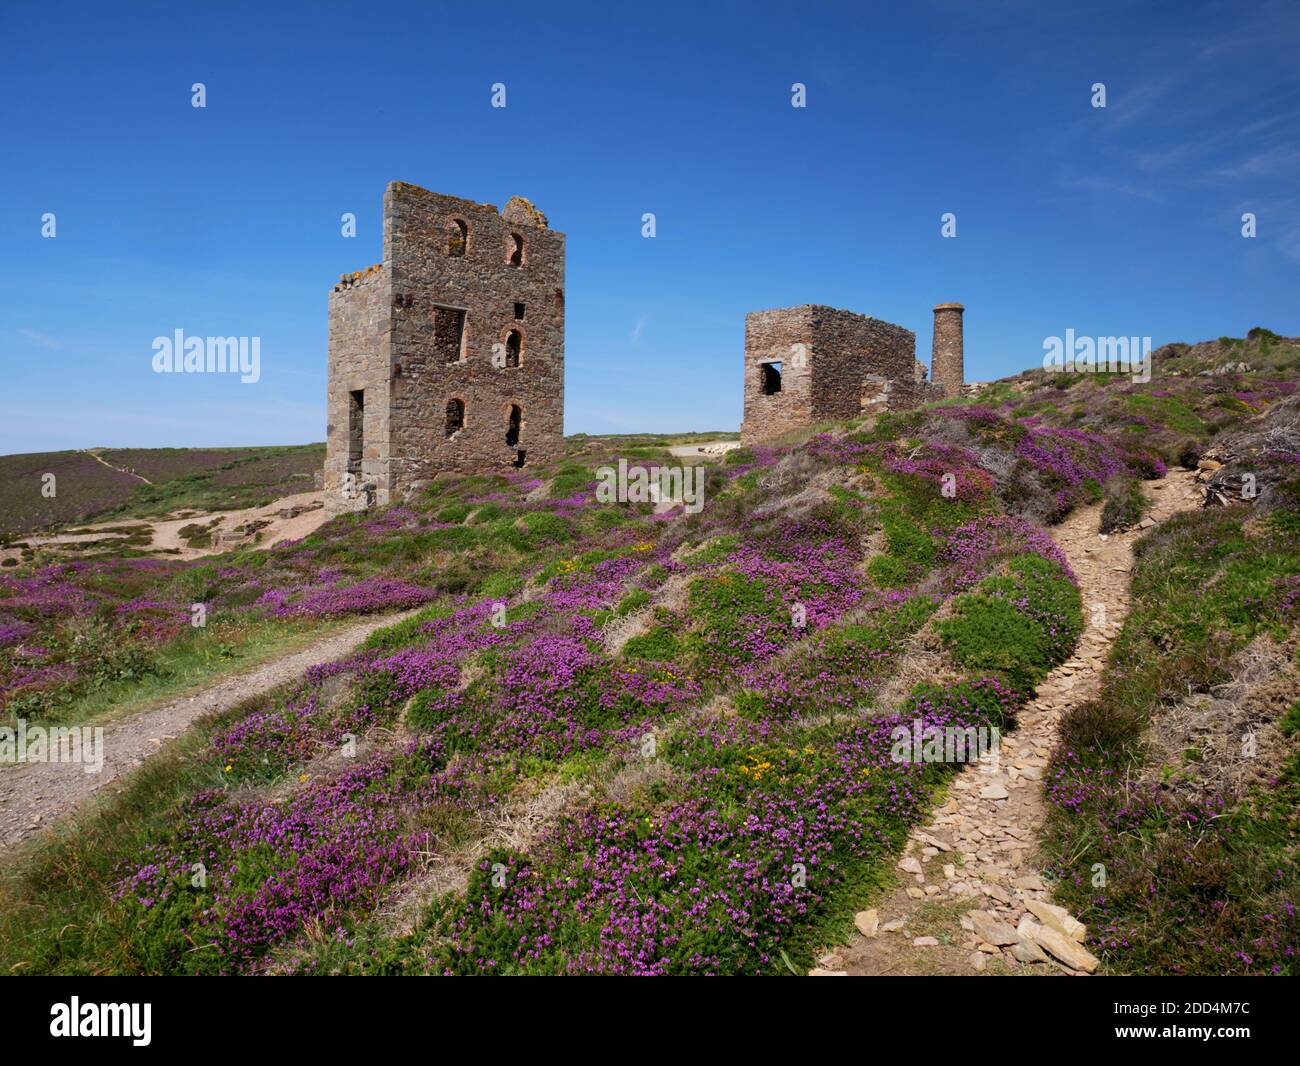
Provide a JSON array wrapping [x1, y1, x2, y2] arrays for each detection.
[[0, 608, 420, 854], [813, 469, 1203, 977]]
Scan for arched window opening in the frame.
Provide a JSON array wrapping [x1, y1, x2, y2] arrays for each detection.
[[507, 233, 524, 267], [445, 398, 465, 438], [506, 404, 522, 447], [447, 219, 468, 258], [504, 329, 522, 368]]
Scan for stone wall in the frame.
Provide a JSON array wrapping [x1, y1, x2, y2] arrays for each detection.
[[386, 183, 565, 495], [325, 182, 565, 508], [740, 307, 816, 443], [808, 306, 915, 421], [740, 304, 918, 444], [877, 377, 948, 411], [323, 264, 390, 506]]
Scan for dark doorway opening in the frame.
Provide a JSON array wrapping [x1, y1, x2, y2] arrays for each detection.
[[761, 362, 783, 395], [504, 330, 522, 368], [506, 404, 522, 447], [347, 390, 364, 472]]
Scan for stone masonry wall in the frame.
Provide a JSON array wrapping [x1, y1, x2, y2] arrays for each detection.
[[385, 183, 565, 495], [324, 264, 390, 506], [808, 306, 915, 421], [325, 182, 565, 508], [740, 304, 918, 444], [740, 307, 815, 444]]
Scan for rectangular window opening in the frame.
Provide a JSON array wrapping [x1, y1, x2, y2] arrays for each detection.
[[433, 306, 466, 364], [513, 302, 526, 320], [761, 361, 783, 395]]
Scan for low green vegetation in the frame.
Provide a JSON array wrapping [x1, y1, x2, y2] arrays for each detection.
[[1099, 477, 1148, 533], [3, 332, 1297, 977], [939, 554, 1083, 693], [1044, 480, 1300, 975]]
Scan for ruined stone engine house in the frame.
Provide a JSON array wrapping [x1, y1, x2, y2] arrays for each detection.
[[739, 302, 965, 444], [325, 182, 565, 508]]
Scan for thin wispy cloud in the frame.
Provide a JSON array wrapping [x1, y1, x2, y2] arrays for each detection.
[[1213, 145, 1300, 180], [18, 329, 59, 350], [1056, 170, 1167, 205]]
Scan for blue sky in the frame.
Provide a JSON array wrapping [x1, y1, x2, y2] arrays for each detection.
[[2, 0, 1298, 452]]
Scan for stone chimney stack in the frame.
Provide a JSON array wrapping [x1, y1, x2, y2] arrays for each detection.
[[931, 302, 964, 399]]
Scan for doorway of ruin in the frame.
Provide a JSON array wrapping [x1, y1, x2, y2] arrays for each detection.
[[347, 389, 364, 472]]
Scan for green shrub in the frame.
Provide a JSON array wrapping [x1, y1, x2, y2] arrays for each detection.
[[549, 470, 594, 499], [867, 554, 910, 589], [1099, 477, 1147, 533], [479, 570, 524, 599], [622, 626, 681, 661], [360, 604, 454, 652], [880, 510, 936, 570], [616, 589, 651, 616], [939, 554, 1081, 692], [1280, 700, 1300, 737], [683, 534, 740, 566], [516, 511, 571, 544], [408, 688, 454, 731], [436, 502, 474, 523]]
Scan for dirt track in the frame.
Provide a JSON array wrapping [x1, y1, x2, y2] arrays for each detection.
[[0, 609, 417, 854], [829, 469, 1204, 976]]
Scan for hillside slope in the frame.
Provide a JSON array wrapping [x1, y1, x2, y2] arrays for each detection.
[[0, 444, 323, 539], [0, 332, 1296, 977]]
